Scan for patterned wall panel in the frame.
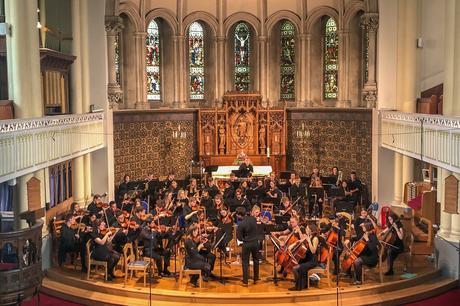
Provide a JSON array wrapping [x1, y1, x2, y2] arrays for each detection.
[[113, 111, 196, 183], [287, 109, 372, 192]]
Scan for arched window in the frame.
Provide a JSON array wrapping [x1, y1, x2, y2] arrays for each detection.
[[280, 20, 295, 100], [188, 22, 204, 100], [234, 22, 250, 91], [115, 33, 121, 85], [323, 17, 338, 100], [146, 20, 161, 101]]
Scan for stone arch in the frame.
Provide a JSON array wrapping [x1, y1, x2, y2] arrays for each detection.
[[224, 12, 261, 37], [306, 6, 339, 33], [344, 0, 366, 29], [183, 11, 218, 37], [145, 8, 178, 35], [117, 0, 142, 32], [266, 10, 302, 35]]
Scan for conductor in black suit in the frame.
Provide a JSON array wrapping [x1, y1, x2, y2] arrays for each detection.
[[236, 206, 260, 285], [238, 157, 254, 178]]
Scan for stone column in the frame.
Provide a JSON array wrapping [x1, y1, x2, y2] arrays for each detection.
[[298, 34, 307, 106], [360, 13, 379, 108], [393, 152, 403, 203], [216, 36, 226, 102], [258, 36, 268, 104], [5, 0, 43, 118], [134, 31, 148, 109], [337, 29, 350, 107], [305, 34, 312, 106], [175, 35, 186, 107], [105, 16, 124, 110]]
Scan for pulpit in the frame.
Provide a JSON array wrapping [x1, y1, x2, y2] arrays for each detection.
[[198, 92, 286, 174]]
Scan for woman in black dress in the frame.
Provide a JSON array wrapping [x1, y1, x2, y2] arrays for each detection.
[[379, 212, 404, 275], [352, 221, 379, 285], [90, 221, 120, 281], [184, 224, 212, 287]]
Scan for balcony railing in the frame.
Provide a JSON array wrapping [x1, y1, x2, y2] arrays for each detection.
[[0, 113, 104, 183], [380, 111, 460, 173]]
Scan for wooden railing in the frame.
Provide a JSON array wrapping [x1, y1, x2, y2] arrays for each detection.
[[380, 111, 460, 173], [0, 113, 105, 183]]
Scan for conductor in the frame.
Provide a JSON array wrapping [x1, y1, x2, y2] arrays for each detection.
[[236, 206, 260, 285]]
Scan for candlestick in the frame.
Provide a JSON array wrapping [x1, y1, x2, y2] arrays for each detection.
[[267, 147, 270, 158]]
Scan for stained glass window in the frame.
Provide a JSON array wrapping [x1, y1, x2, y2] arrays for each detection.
[[188, 22, 204, 100], [146, 20, 161, 100], [115, 33, 121, 85], [234, 22, 250, 91], [323, 17, 338, 99], [280, 20, 295, 100]]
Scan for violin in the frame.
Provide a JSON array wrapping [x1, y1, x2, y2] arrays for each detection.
[[97, 202, 109, 209], [100, 227, 118, 235], [140, 213, 153, 221], [70, 223, 86, 231]]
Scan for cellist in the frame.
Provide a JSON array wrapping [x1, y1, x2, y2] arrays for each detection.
[[288, 223, 320, 291], [351, 221, 379, 285], [379, 212, 404, 275]]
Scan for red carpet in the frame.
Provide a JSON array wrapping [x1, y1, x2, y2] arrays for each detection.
[[404, 287, 460, 306], [21, 293, 83, 306]]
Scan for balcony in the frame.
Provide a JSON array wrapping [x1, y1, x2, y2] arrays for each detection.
[[0, 113, 104, 183], [380, 111, 460, 173]]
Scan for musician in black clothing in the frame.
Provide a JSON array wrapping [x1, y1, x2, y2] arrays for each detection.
[[379, 212, 404, 275], [289, 223, 320, 291], [184, 198, 201, 227], [90, 221, 120, 281], [352, 221, 379, 285], [58, 214, 84, 270], [117, 174, 130, 204], [205, 179, 220, 199], [87, 194, 103, 218], [139, 219, 172, 276], [347, 171, 362, 206], [238, 157, 253, 178], [184, 224, 213, 287], [229, 188, 249, 212], [288, 177, 303, 201], [236, 206, 260, 285], [163, 172, 175, 191], [223, 181, 235, 203], [266, 180, 282, 210], [105, 201, 118, 226]]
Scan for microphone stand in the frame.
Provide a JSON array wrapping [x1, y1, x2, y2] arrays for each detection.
[[214, 232, 226, 284], [335, 226, 341, 306]]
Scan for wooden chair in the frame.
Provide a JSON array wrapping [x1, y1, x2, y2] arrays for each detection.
[[361, 244, 384, 284], [123, 243, 150, 287], [134, 240, 157, 275], [177, 247, 202, 288], [308, 251, 332, 289], [86, 240, 108, 281]]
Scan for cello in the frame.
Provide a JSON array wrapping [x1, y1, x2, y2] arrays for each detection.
[[341, 236, 368, 271], [319, 227, 339, 263]]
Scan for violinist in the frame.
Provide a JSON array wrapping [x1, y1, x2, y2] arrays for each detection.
[[239, 180, 249, 198], [236, 207, 260, 286], [87, 194, 103, 217], [184, 198, 201, 227], [203, 192, 219, 221], [90, 220, 121, 281], [289, 223, 320, 291], [167, 180, 179, 198], [117, 174, 130, 204], [251, 179, 266, 204], [379, 212, 404, 275], [111, 212, 129, 253], [184, 224, 212, 287], [70, 202, 81, 215], [223, 181, 235, 204], [139, 219, 172, 277], [279, 196, 294, 218], [216, 196, 233, 255], [174, 189, 188, 217], [351, 221, 379, 285], [186, 178, 199, 198], [200, 189, 213, 212], [58, 214, 85, 271]]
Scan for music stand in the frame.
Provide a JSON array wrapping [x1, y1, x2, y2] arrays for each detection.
[[213, 232, 227, 284], [268, 235, 281, 285]]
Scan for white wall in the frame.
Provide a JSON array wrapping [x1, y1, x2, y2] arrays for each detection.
[[377, 0, 397, 110], [419, 0, 446, 91]]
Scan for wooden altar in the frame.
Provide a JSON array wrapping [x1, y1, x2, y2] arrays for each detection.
[[198, 92, 286, 174]]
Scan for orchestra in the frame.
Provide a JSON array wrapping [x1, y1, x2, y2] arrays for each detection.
[[55, 162, 401, 291]]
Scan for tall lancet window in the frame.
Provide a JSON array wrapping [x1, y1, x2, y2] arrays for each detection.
[[188, 22, 205, 100], [280, 20, 295, 100], [146, 20, 161, 101], [323, 17, 338, 99], [234, 22, 250, 91]]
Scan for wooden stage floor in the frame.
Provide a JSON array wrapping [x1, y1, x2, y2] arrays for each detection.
[[42, 252, 458, 306]]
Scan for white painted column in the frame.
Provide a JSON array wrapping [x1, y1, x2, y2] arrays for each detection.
[[393, 152, 403, 203]]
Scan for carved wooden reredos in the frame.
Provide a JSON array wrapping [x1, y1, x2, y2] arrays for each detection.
[[198, 92, 286, 164]]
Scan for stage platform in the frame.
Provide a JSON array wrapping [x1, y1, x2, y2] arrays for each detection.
[[42, 255, 456, 306]]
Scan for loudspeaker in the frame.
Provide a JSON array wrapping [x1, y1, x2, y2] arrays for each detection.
[[335, 200, 354, 214]]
